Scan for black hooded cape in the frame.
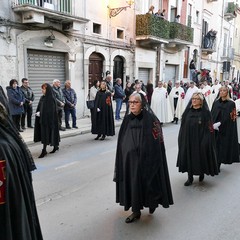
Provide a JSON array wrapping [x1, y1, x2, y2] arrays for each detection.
[[91, 89, 115, 136], [0, 103, 43, 240], [177, 98, 219, 176], [211, 98, 239, 164], [114, 100, 173, 212], [34, 83, 60, 146]]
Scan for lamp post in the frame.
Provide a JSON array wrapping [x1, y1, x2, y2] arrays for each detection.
[[108, 0, 134, 18]]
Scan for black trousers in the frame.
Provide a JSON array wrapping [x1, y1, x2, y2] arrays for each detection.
[[21, 104, 33, 127], [12, 114, 21, 131], [57, 108, 63, 127]]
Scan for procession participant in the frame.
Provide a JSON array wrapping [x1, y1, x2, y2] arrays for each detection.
[[184, 81, 199, 107], [34, 83, 60, 158], [200, 80, 213, 109], [211, 86, 240, 169], [211, 79, 222, 102], [151, 81, 173, 124], [177, 92, 219, 186], [0, 102, 43, 240], [169, 81, 185, 124], [91, 80, 115, 140], [114, 93, 173, 223]]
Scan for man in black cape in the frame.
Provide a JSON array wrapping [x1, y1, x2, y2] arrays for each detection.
[[0, 102, 43, 239], [114, 93, 173, 223], [211, 86, 240, 167]]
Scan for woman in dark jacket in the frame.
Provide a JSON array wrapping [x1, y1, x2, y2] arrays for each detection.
[[6, 79, 25, 132], [91, 80, 115, 140], [211, 86, 240, 169], [34, 83, 60, 158]]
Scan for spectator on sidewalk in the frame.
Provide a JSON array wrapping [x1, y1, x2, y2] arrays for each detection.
[[52, 79, 66, 131], [6, 79, 25, 132], [34, 83, 60, 158], [114, 78, 125, 121], [62, 80, 78, 129], [105, 74, 114, 96], [20, 78, 35, 129]]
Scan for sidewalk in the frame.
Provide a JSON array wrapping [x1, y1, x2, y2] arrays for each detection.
[[20, 109, 125, 146]]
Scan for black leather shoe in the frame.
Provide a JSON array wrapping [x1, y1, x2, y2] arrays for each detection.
[[28, 126, 34, 128], [22, 126, 26, 130], [72, 126, 78, 129], [94, 134, 101, 140], [184, 178, 193, 186], [50, 146, 59, 154], [125, 212, 141, 223], [19, 129, 24, 132], [149, 208, 156, 214], [66, 126, 71, 129], [199, 174, 204, 182], [59, 127, 66, 131], [38, 150, 47, 158], [100, 135, 106, 140]]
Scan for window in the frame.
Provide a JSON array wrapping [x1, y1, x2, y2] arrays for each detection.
[[117, 29, 124, 39], [196, 11, 199, 23], [93, 23, 101, 34]]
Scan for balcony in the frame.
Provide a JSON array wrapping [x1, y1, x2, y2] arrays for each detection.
[[12, 0, 88, 30], [201, 31, 217, 55], [136, 14, 193, 49], [224, 2, 237, 21]]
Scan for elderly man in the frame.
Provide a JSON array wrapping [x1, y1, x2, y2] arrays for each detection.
[[20, 78, 35, 129], [105, 74, 114, 95], [52, 79, 65, 131], [62, 80, 78, 129]]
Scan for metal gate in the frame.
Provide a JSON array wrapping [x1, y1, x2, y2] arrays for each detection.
[[138, 68, 150, 85], [27, 49, 66, 119]]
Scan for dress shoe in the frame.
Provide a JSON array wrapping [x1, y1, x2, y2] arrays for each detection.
[[100, 135, 106, 140], [28, 126, 34, 128], [72, 126, 78, 129], [149, 208, 156, 214], [59, 127, 66, 131], [66, 126, 71, 129], [50, 146, 59, 154], [38, 150, 47, 158], [22, 126, 26, 130], [199, 174, 204, 182], [125, 212, 141, 223], [94, 134, 101, 140], [184, 178, 193, 186], [19, 129, 24, 132]]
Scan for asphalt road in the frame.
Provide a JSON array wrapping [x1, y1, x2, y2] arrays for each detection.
[[29, 123, 240, 240]]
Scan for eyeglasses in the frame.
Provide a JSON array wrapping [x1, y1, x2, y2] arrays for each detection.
[[128, 101, 140, 105], [192, 98, 201, 101]]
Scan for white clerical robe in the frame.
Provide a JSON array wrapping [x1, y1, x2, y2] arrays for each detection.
[[211, 83, 221, 103], [169, 86, 185, 119], [151, 87, 173, 123], [201, 85, 213, 109]]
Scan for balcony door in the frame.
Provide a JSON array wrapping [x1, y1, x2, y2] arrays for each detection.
[[113, 56, 124, 86]]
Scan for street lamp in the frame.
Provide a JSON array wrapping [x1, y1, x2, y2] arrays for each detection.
[[108, 0, 134, 18]]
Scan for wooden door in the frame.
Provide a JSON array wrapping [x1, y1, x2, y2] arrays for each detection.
[[89, 52, 103, 89]]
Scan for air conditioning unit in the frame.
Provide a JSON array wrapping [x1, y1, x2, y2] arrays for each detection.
[[43, 2, 54, 10], [22, 11, 44, 24], [62, 21, 82, 32]]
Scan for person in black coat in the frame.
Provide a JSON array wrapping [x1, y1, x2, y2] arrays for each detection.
[[0, 102, 43, 240], [91, 80, 115, 140], [114, 93, 173, 223], [0, 85, 9, 114], [6, 79, 25, 132], [211, 86, 240, 169], [34, 83, 60, 158], [177, 92, 219, 186]]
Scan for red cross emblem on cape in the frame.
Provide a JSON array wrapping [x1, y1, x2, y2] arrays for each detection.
[[152, 121, 164, 143], [0, 160, 6, 204]]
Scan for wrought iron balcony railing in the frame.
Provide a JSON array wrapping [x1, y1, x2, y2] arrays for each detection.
[[13, 0, 75, 15]]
